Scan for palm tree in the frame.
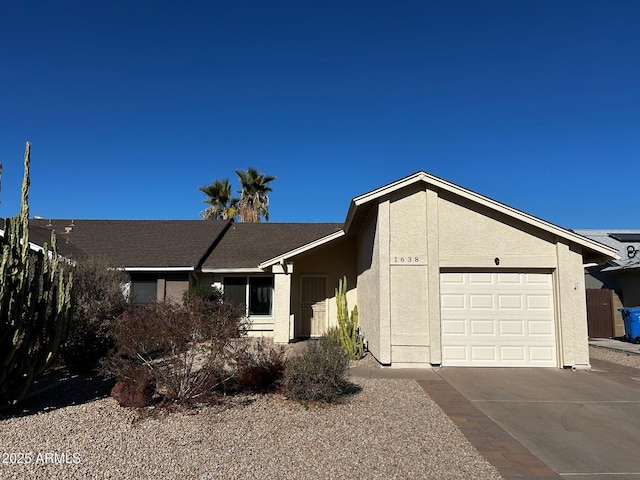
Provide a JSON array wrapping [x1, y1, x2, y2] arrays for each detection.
[[199, 179, 239, 220], [235, 168, 276, 222]]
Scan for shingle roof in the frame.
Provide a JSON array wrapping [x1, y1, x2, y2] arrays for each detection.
[[200, 223, 343, 269], [28, 219, 231, 268], [27, 219, 341, 271]]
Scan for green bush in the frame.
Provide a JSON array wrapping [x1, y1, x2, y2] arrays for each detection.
[[182, 284, 223, 305], [282, 337, 351, 404]]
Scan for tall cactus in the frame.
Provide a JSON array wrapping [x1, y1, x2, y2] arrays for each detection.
[[335, 276, 363, 360], [0, 142, 73, 409]]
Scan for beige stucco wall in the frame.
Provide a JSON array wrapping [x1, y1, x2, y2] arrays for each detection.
[[357, 205, 384, 362], [354, 183, 592, 368], [554, 242, 591, 367], [438, 194, 557, 264], [388, 186, 430, 365], [290, 235, 358, 339]]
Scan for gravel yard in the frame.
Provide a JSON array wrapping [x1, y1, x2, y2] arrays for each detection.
[[589, 344, 640, 369], [3, 347, 635, 480], [0, 369, 501, 480]]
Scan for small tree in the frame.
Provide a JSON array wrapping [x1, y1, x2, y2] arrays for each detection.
[[0, 142, 73, 409]]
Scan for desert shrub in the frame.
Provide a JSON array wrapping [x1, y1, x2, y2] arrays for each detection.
[[282, 337, 351, 404], [324, 326, 341, 345], [61, 256, 129, 373], [183, 284, 223, 305], [103, 298, 248, 406], [235, 339, 286, 393]]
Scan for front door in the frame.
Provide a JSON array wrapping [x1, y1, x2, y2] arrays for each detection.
[[299, 276, 327, 337]]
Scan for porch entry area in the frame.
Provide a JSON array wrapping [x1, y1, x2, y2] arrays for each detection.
[[298, 275, 328, 338]]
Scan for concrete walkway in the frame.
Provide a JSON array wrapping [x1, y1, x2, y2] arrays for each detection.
[[350, 347, 640, 480]]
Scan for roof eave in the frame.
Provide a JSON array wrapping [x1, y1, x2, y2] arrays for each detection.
[[258, 230, 345, 269], [201, 267, 266, 274]]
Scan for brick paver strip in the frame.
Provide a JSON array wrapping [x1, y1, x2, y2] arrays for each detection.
[[417, 379, 562, 480]]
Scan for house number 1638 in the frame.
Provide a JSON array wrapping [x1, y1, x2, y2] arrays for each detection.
[[394, 256, 419, 263]]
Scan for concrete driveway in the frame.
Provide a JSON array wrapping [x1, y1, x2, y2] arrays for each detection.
[[435, 359, 640, 480]]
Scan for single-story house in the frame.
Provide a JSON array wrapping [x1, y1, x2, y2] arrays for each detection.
[[572, 230, 640, 338], [29, 171, 617, 369]]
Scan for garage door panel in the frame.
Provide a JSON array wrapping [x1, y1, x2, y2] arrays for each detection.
[[529, 346, 555, 362], [442, 319, 466, 334], [528, 320, 553, 335], [468, 273, 493, 284], [441, 272, 557, 367], [471, 345, 496, 361], [499, 320, 525, 335], [498, 294, 523, 309], [442, 345, 468, 361], [441, 293, 466, 309], [501, 346, 525, 361], [470, 320, 494, 335], [525, 273, 552, 284], [527, 294, 552, 309], [496, 273, 521, 284], [469, 294, 494, 309]]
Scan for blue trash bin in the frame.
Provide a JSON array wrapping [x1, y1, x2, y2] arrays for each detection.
[[618, 307, 640, 343]]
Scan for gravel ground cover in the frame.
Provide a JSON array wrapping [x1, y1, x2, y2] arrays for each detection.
[[589, 344, 640, 369], [3, 347, 637, 480], [0, 371, 501, 480]]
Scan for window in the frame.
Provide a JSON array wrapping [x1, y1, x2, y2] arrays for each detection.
[[223, 276, 273, 316], [131, 280, 157, 305]]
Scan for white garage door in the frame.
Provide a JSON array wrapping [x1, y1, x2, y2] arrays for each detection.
[[441, 272, 557, 367]]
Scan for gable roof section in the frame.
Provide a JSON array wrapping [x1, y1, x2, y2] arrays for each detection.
[[347, 172, 617, 262], [262, 171, 618, 267], [29, 219, 231, 270], [202, 223, 342, 271]]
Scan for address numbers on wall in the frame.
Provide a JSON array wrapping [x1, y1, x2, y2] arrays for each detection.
[[391, 256, 424, 265]]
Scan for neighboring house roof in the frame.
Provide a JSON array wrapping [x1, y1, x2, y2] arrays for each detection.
[[29, 219, 232, 270], [201, 223, 342, 271], [261, 171, 619, 267], [574, 229, 640, 273]]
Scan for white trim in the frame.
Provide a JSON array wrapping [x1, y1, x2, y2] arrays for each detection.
[[258, 230, 345, 268], [121, 267, 195, 272], [201, 267, 265, 273], [344, 172, 618, 259]]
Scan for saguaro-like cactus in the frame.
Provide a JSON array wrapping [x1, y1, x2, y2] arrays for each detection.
[[335, 276, 363, 360], [0, 142, 73, 409]]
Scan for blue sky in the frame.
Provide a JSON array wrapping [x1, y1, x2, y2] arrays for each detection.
[[1, 1, 638, 228]]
